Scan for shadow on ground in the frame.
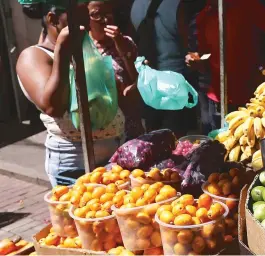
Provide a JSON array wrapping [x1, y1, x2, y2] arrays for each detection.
[[0, 212, 31, 229]]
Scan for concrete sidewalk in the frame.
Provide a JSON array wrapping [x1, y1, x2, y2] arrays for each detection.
[[0, 131, 50, 187]]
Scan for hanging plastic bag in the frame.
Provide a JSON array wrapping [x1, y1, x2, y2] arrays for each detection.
[[135, 57, 198, 110], [69, 33, 118, 130]]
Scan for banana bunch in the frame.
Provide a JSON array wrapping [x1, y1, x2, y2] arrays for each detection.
[[216, 82, 265, 163]]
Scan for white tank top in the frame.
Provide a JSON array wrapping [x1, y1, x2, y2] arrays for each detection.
[[18, 46, 125, 142]]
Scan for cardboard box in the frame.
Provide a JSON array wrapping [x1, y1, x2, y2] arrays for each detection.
[[238, 185, 254, 255], [246, 174, 265, 255], [33, 224, 106, 255]]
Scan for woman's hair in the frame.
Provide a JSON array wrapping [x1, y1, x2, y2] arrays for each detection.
[[22, 3, 66, 37]]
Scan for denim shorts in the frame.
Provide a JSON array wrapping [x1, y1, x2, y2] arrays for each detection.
[[45, 134, 124, 187]]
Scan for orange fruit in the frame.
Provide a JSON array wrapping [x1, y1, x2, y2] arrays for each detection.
[[173, 243, 190, 255], [172, 203, 186, 216], [73, 184, 87, 194], [106, 184, 119, 194], [108, 247, 124, 255], [95, 210, 110, 218], [132, 169, 145, 178], [192, 217, 201, 225], [102, 201, 114, 212], [192, 236, 206, 254], [86, 184, 95, 192], [177, 230, 193, 244], [136, 212, 152, 224], [115, 190, 127, 197], [145, 204, 160, 216], [198, 193, 212, 209], [52, 185, 69, 198], [93, 167, 107, 173], [162, 169, 173, 180], [224, 235, 233, 243], [160, 211, 174, 224], [136, 198, 147, 207], [157, 205, 172, 217], [92, 187, 106, 199], [45, 234, 60, 246], [100, 193, 115, 204], [208, 173, 220, 183], [232, 176, 240, 187], [207, 183, 221, 196], [171, 172, 181, 182], [176, 194, 194, 206], [174, 214, 193, 226], [110, 173, 120, 182], [131, 187, 144, 200], [136, 239, 150, 249], [90, 172, 102, 184], [70, 191, 82, 206], [147, 168, 162, 181], [79, 192, 92, 207], [90, 203, 101, 212], [59, 192, 71, 202], [206, 237, 217, 250], [90, 239, 104, 251], [229, 168, 239, 178], [159, 185, 177, 198], [119, 170, 130, 180], [137, 225, 153, 239], [207, 203, 225, 220], [196, 208, 208, 223], [144, 188, 157, 203], [150, 231, 162, 247], [126, 219, 140, 230], [112, 165, 123, 173], [112, 195, 124, 208], [74, 207, 86, 218], [155, 194, 167, 202], [222, 181, 232, 196], [219, 173, 230, 181], [74, 237, 82, 248], [201, 223, 215, 238], [124, 195, 136, 205], [141, 184, 151, 191], [87, 198, 99, 208], [226, 194, 238, 210], [185, 205, 197, 217], [86, 210, 96, 218]]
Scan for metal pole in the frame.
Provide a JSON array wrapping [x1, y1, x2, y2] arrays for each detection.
[[218, 0, 227, 127], [67, 0, 96, 172]]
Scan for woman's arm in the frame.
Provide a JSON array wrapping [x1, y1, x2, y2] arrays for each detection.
[[17, 27, 73, 117]]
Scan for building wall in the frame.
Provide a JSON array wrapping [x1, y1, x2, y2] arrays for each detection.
[[9, 0, 41, 54]]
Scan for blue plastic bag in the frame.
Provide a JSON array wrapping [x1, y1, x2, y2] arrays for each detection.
[[69, 33, 118, 130], [135, 57, 198, 110]]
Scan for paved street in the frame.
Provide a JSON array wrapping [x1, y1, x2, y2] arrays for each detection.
[[0, 174, 51, 241]]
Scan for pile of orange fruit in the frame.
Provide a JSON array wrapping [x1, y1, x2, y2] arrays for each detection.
[[48, 186, 77, 237], [205, 168, 244, 199], [157, 194, 231, 255], [131, 168, 181, 183], [108, 246, 135, 256], [75, 166, 130, 188], [38, 227, 82, 249]]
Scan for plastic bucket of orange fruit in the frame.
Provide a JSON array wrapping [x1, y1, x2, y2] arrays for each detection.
[[44, 186, 77, 237], [129, 168, 181, 190], [69, 205, 122, 251], [155, 199, 229, 255], [112, 195, 180, 251]]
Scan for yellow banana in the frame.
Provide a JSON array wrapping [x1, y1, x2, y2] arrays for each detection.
[[247, 126, 256, 148], [254, 82, 265, 96], [241, 145, 246, 153], [239, 135, 248, 146], [229, 144, 241, 162], [223, 136, 237, 151], [247, 108, 259, 117], [256, 106, 265, 117], [243, 117, 254, 136], [215, 130, 232, 143], [240, 152, 249, 161], [261, 117, 265, 127], [225, 111, 248, 123], [245, 146, 255, 158], [252, 149, 261, 162], [229, 114, 248, 131], [246, 103, 260, 109], [234, 124, 244, 140], [238, 107, 248, 112], [250, 98, 265, 108], [254, 117, 264, 139], [259, 95, 265, 104]]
